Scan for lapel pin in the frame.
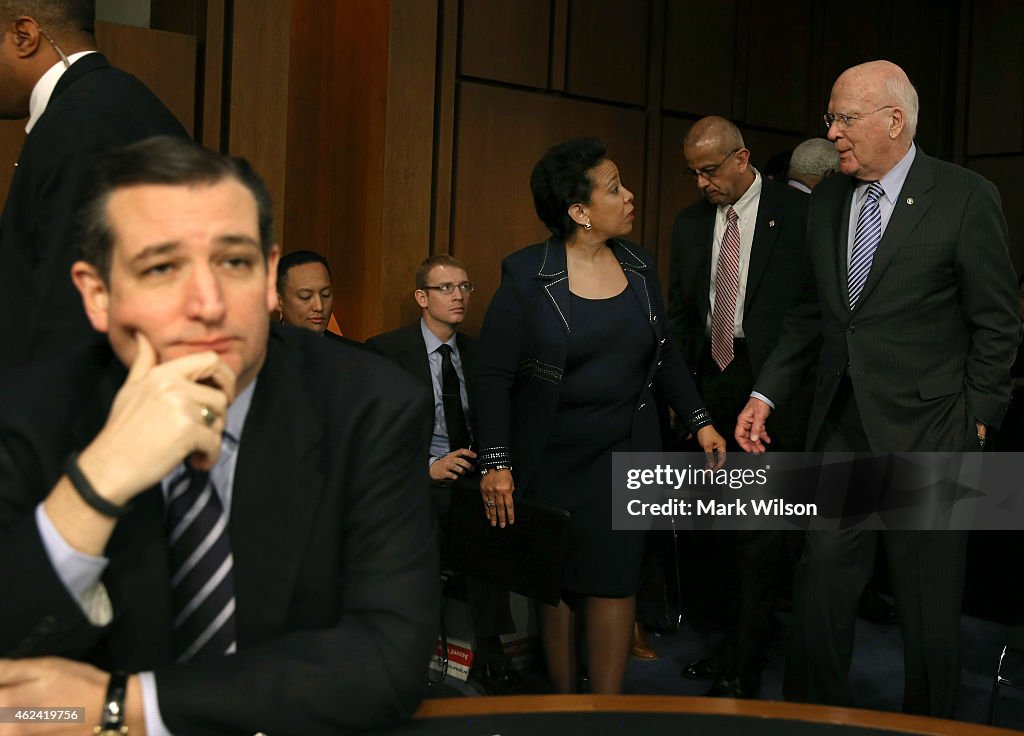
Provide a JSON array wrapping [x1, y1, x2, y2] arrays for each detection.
[[906, 197, 914, 205], [768, 219, 776, 228]]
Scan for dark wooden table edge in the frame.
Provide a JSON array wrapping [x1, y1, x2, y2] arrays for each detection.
[[414, 695, 1020, 735]]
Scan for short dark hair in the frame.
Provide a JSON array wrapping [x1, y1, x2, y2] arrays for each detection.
[[530, 138, 607, 239], [415, 254, 467, 290], [0, 1, 95, 36], [73, 135, 274, 281], [277, 250, 331, 294]]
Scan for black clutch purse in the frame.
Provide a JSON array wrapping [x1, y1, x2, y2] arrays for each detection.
[[444, 481, 571, 606]]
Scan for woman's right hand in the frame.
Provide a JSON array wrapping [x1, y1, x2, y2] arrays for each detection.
[[480, 469, 515, 527], [696, 424, 727, 470]]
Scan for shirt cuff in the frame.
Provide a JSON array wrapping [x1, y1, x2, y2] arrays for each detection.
[[139, 672, 174, 736], [35, 503, 112, 625], [750, 391, 776, 410]]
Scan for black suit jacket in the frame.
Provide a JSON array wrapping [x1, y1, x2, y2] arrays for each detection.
[[474, 238, 707, 493], [0, 53, 188, 369], [668, 178, 813, 374], [0, 326, 438, 735], [756, 148, 1020, 450], [366, 320, 478, 438], [668, 178, 815, 445]]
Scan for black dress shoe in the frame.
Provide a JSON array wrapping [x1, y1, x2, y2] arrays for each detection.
[[470, 655, 529, 695], [858, 589, 898, 625], [681, 655, 723, 681], [706, 673, 758, 699]]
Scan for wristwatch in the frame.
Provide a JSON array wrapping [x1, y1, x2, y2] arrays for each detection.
[[480, 464, 512, 476], [94, 671, 128, 735]]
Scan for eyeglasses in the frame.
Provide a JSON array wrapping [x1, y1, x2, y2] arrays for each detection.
[[421, 282, 475, 295], [823, 106, 895, 129], [685, 148, 740, 180]]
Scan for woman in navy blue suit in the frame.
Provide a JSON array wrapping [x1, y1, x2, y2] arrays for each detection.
[[475, 138, 726, 693]]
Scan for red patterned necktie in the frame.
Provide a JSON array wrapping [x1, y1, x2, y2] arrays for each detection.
[[710, 205, 740, 371]]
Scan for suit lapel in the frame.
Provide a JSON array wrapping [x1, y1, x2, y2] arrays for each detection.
[[229, 336, 325, 643], [398, 321, 433, 390], [823, 177, 856, 313], [694, 206, 715, 325], [612, 239, 654, 325], [852, 153, 934, 311], [536, 239, 572, 333], [744, 184, 782, 310]]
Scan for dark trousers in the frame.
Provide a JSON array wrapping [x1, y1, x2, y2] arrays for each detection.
[[694, 340, 790, 680], [696, 339, 754, 452], [784, 377, 968, 717], [434, 478, 515, 655]]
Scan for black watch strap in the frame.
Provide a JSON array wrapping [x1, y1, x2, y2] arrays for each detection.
[[94, 670, 128, 735]]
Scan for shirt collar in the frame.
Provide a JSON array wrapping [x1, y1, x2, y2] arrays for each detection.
[[225, 378, 256, 444], [420, 318, 458, 355], [856, 144, 917, 206], [788, 179, 812, 194], [720, 168, 762, 221], [26, 50, 97, 133]]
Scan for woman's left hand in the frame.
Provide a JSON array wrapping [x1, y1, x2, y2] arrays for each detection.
[[696, 425, 727, 469], [480, 468, 515, 527]]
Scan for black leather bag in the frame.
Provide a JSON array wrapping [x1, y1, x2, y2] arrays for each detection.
[[445, 482, 571, 606]]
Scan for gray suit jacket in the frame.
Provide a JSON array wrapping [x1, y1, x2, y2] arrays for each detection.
[[755, 148, 1020, 451]]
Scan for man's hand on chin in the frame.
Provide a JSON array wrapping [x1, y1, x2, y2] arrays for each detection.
[[0, 658, 144, 735]]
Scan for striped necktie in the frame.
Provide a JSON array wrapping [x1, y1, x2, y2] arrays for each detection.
[[848, 182, 885, 308], [710, 205, 741, 371], [166, 464, 237, 662]]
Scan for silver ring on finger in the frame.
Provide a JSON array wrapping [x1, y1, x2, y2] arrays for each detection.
[[199, 405, 216, 427], [485, 499, 496, 507]]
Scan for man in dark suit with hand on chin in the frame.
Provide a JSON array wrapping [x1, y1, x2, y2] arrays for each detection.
[[736, 60, 1020, 717], [0, 137, 437, 735]]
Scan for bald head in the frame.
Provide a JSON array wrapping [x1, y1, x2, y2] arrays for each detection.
[[834, 61, 918, 138], [683, 116, 754, 206], [827, 60, 917, 181], [684, 115, 745, 153]]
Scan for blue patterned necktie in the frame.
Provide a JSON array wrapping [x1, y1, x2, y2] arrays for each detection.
[[166, 464, 237, 662], [848, 182, 885, 308]]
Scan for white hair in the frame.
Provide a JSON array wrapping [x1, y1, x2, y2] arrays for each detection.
[[788, 138, 840, 177], [886, 73, 919, 138]]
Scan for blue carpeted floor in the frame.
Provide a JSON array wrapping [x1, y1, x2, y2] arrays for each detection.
[[426, 606, 1024, 731]]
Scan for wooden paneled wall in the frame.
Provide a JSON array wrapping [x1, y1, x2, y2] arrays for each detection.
[[28, 0, 1014, 342]]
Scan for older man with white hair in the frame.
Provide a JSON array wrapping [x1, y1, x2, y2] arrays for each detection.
[[736, 60, 1019, 717], [786, 138, 840, 193]]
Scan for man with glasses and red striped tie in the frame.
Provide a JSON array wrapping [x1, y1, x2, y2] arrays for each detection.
[[0, 137, 438, 735], [735, 60, 1020, 717]]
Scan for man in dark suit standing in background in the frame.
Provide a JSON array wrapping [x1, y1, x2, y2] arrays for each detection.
[[736, 60, 1020, 716], [0, 136, 438, 735], [368, 254, 525, 694], [668, 116, 813, 698], [0, 0, 187, 369]]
